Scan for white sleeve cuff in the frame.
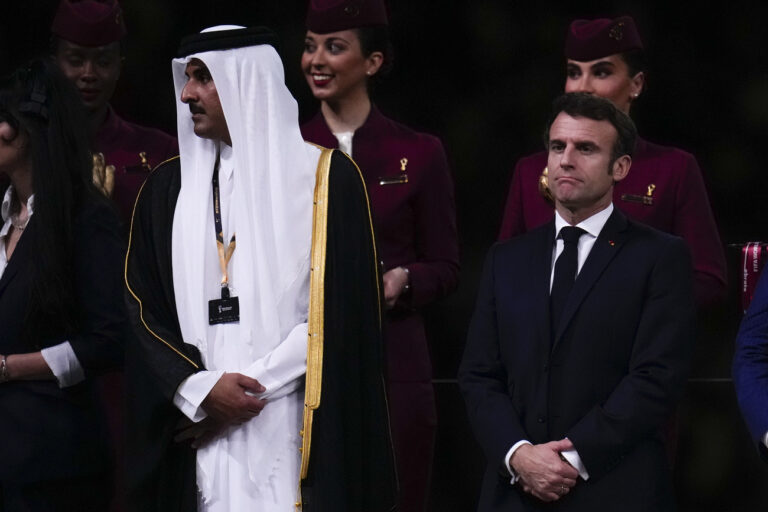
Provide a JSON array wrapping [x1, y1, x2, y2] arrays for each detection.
[[762, 431, 768, 450], [173, 370, 225, 422], [504, 440, 532, 484], [560, 448, 590, 481], [242, 322, 307, 401], [40, 341, 85, 388]]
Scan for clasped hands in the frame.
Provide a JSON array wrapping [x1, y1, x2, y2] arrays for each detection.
[[175, 372, 267, 448], [509, 439, 580, 502]]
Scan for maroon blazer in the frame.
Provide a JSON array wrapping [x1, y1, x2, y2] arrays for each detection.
[[302, 107, 459, 381], [498, 138, 727, 308], [96, 107, 178, 225]]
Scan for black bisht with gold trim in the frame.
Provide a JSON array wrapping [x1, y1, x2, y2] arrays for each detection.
[[124, 149, 397, 511]]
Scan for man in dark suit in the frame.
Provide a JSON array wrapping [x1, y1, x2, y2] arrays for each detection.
[[459, 92, 695, 511]]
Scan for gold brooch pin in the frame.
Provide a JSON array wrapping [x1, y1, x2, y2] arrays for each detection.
[[609, 22, 625, 41]]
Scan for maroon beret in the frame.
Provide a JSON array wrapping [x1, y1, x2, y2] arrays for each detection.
[[306, 0, 388, 34], [51, 0, 127, 47], [565, 16, 643, 61]]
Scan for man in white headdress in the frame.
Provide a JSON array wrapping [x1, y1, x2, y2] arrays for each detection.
[[124, 26, 396, 512]]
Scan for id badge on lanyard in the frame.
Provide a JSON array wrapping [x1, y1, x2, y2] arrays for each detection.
[[209, 155, 240, 325]]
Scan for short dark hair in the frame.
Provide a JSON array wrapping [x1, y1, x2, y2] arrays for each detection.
[[355, 25, 394, 78], [544, 92, 637, 162]]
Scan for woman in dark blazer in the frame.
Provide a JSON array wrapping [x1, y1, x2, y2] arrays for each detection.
[[0, 60, 124, 511], [300, 1, 459, 510]]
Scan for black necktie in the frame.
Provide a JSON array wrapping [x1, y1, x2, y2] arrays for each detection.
[[550, 226, 585, 332]]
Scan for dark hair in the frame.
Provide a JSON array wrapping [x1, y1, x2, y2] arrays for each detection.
[[0, 60, 105, 346], [355, 25, 394, 77], [543, 92, 638, 163], [619, 48, 646, 78]]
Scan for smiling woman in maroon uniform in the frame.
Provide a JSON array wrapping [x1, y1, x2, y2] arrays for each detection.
[[498, 16, 726, 308], [300, 1, 459, 510]]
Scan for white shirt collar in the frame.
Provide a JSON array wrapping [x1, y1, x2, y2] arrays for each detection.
[[2, 185, 36, 221], [218, 142, 235, 181], [554, 203, 613, 240]]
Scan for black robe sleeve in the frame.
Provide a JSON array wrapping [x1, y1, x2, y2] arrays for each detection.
[[301, 151, 398, 511], [124, 158, 202, 511]]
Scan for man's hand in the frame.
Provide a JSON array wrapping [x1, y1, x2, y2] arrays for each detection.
[[510, 439, 579, 502], [201, 372, 267, 425], [383, 267, 409, 309]]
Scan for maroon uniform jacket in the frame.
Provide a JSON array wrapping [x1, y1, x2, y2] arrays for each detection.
[[301, 106, 460, 381], [498, 138, 727, 308], [304, 106, 460, 511], [96, 107, 178, 225]]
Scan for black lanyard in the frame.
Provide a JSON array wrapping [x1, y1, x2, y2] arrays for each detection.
[[212, 156, 236, 296]]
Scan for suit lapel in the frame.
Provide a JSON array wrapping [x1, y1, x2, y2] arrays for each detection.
[[535, 221, 556, 349], [553, 209, 629, 347], [0, 219, 35, 297]]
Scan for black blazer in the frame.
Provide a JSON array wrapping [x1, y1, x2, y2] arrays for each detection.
[[0, 200, 125, 483], [459, 209, 695, 512]]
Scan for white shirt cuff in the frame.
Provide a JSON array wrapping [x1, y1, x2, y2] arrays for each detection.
[[762, 431, 768, 450], [561, 448, 590, 481], [173, 370, 225, 422], [504, 440, 532, 484], [40, 341, 85, 388]]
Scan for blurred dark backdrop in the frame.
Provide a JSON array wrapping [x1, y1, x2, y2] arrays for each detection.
[[3, 1, 767, 510]]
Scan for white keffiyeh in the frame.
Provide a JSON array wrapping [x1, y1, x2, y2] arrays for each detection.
[[170, 25, 321, 510]]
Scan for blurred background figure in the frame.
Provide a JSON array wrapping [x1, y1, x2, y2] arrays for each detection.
[[733, 268, 768, 460], [497, 15, 726, 310], [300, 1, 459, 510], [50, 2, 174, 508], [50, 0, 177, 228], [0, 59, 125, 511]]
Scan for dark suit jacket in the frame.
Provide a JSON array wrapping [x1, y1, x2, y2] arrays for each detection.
[[0, 200, 125, 483], [497, 139, 726, 308], [459, 209, 695, 512], [733, 268, 768, 458]]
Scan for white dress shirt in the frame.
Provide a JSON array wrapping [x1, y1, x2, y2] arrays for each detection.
[[0, 185, 85, 388], [333, 130, 354, 156], [505, 203, 614, 484]]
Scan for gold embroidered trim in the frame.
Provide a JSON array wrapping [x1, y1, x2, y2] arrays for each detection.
[[124, 165, 200, 369], [347, 157, 382, 322], [150, 154, 180, 173], [296, 148, 383, 509], [299, 147, 332, 485]]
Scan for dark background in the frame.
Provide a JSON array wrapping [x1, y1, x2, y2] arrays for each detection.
[[3, 1, 768, 510]]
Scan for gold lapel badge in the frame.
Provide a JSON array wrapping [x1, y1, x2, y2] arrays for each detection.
[[620, 183, 655, 206], [379, 157, 409, 185]]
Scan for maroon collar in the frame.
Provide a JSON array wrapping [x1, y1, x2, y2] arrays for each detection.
[[94, 105, 124, 152], [305, 104, 388, 144]]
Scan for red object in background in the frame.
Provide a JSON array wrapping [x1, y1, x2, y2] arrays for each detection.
[[742, 242, 768, 313]]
